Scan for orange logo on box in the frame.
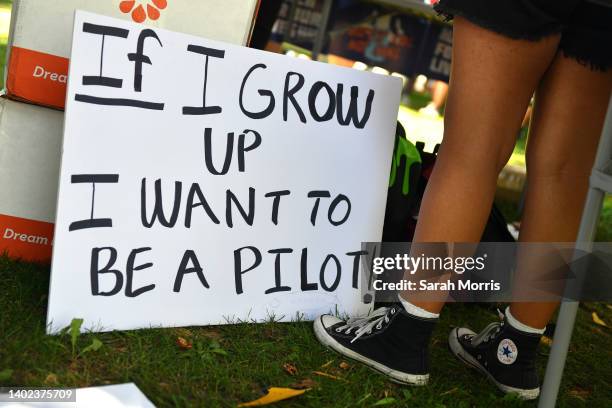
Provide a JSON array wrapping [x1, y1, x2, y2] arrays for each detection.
[[6, 46, 70, 110], [120, 0, 168, 23], [0, 214, 54, 263]]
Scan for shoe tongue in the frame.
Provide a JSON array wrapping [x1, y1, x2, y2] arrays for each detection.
[[471, 322, 501, 346]]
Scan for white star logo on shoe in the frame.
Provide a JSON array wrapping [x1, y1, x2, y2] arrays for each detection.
[[497, 338, 518, 364]]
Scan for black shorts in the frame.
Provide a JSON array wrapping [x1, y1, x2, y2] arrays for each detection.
[[434, 0, 612, 71]]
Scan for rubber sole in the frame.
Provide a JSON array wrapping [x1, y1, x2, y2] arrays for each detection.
[[313, 316, 429, 386], [448, 328, 540, 400]]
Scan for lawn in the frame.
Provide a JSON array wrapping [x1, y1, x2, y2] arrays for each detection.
[[0, 0, 10, 87], [1, 255, 610, 407]]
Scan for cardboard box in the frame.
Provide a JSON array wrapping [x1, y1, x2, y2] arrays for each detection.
[[5, 0, 259, 109], [0, 98, 63, 261]]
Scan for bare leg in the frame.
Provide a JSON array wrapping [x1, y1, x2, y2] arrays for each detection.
[[402, 16, 560, 313], [510, 54, 612, 328], [421, 81, 449, 115], [430, 81, 448, 111]]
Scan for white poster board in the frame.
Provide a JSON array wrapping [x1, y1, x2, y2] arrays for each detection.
[[0, 383, 154, 407], [47, 11, 402, 333]]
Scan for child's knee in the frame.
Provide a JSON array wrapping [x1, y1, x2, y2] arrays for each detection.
[[526, 153, 592, 183]]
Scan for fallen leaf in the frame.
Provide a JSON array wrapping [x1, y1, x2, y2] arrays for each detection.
[[312, 371, 347, 382], [176, 337, 193, 350], [289, 378, 316, 389], [44, 373, 58, 386], [339, 361, 350, 370], [540, 336, 553, 347], [592, 312, 608, 327], [282, 363, 298, 376], [373, 397, 397, 406], [237, 387, 308, 407], [606, 304, 612, 311], [568, 387, 591, 401]]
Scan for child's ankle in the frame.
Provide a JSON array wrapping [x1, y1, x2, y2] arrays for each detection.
[[506, 306, 545, 335]]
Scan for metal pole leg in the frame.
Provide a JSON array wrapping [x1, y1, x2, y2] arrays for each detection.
[[538, 188, 604, 408], [538, 302, 578, 407]]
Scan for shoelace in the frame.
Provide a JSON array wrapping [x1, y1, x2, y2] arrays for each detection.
[[467, 309, 505, 346], [335, 306, 396, 343]]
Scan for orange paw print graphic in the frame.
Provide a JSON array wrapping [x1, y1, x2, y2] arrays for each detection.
[[120, 0, 168, 23]]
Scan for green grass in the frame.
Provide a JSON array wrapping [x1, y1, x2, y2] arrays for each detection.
[[407, 91, 433, 111], [508, 128, 528, 167], [0, 0, 10, 89], [596, 199, 612, 241], [1, 255, 610, 407]]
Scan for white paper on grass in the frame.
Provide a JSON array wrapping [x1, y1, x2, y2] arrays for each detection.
[[47, 11, 402, 333], [0, 383, 154, 408]]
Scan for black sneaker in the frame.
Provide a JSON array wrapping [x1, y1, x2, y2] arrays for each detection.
[[313, 305, 437, 385], [448, 313, 541, 400]]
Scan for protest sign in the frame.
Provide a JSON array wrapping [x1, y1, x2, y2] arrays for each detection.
[[46, 11, 402, 333]]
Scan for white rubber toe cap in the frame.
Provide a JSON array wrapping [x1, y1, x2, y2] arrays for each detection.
[[449, 327, 475, 354], [318, 314, 343, 329]]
